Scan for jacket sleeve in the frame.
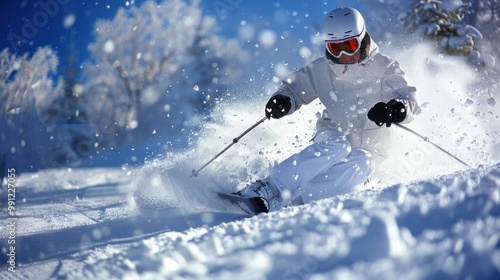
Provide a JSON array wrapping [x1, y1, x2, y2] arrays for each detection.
[[381, 60, 421, 123], [271, 59, 324, 115]]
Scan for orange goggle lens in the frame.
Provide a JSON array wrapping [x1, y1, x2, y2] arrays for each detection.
[[326, 38, 360, 57]]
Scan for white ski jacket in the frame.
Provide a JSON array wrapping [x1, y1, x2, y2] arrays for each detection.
[[274, 39, 421, 160]]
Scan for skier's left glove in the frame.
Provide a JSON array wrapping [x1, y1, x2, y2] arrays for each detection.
[[368, 99, 406, 127], [265, 94, 291, 119]]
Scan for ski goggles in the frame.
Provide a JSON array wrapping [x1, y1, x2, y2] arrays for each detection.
[[325, 36, 362, 58]]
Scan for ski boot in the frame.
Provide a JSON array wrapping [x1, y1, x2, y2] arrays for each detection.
[[234, 180, 283, 211]]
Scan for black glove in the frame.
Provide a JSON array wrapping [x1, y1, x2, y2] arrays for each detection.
[[367, 99, 407, 127], [265, 95, 291, 119]]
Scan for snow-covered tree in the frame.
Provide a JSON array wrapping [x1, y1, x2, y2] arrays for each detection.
[[0, 47, 58, 116], [83, 0, 246, 146], [467, 0, 500, 71], [0, 46, 96, 170], [469, 0, 500, 39], [0, 47, 60, 172], [400, 0, 495, 68]]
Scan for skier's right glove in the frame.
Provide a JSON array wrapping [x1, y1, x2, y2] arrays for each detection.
[[265, 95, 291, 119]]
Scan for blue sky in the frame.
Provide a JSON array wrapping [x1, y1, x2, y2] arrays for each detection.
[[1, 1, 375, 68], [1, 1, 147, 65]]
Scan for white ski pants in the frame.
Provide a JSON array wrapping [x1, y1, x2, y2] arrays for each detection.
[[269, 129, 374, 204]]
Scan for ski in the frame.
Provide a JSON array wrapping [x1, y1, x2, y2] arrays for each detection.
[[216, 192, 269, 215]]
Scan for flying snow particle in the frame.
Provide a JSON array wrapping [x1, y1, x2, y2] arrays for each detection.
[[299, 47, 312, 58], [482, 54, 496, 68], [183, 17, 195, 28], [74, 84, 83, 95], [487, 97, 496, 108], [129, 120, 138, 130], [143, 86, 160, 106], [274, 63, 289, 78], [282, 190, 292, 200], [31, 80, 41, 89], [92, 228, 103, 240], [104, 40, 115, 53], [463, 99, 474, 107], [193, 85, 200, 91], [63, 14, 76, 29], [258, 30, 277, 49], [329, 91, 338, 102], [13, 61, 21, 70]]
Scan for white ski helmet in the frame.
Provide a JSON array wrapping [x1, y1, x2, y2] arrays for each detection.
[[323, 7, 366, 58]]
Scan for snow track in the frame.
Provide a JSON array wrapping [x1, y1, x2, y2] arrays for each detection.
[[1, 164, 498, 279]]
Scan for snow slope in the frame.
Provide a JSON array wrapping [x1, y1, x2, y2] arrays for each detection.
[[1, 82, 499, 279], [1, 163, 499, 279]]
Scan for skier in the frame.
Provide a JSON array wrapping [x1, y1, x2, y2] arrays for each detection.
[[237, 7, 421, 211]]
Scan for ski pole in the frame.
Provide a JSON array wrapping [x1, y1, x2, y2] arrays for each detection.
[[394, 123, 471, 168], [191, 117, 268, 177]]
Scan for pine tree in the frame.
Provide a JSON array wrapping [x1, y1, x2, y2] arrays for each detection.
[[400, 0, 494, 68], [467, 0, 500, 70], [47, 56, 95, 165]]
